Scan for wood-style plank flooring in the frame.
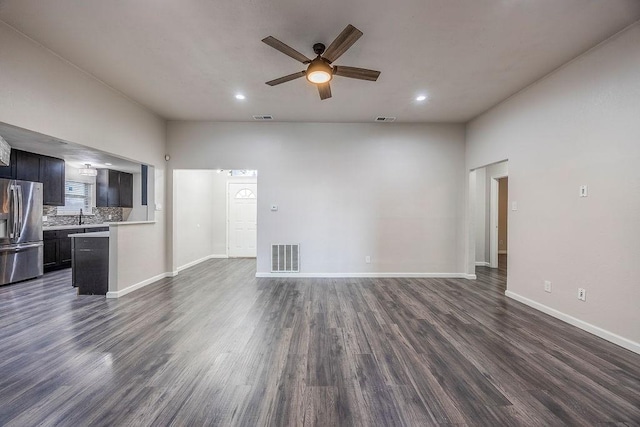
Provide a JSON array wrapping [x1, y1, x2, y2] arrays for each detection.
[[1, 256, 639, 426]]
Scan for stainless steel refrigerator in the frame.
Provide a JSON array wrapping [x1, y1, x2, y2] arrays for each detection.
[[0, 179, 43, 285]]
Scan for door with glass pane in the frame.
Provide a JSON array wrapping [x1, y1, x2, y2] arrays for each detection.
[[228, 182, 257, 257]]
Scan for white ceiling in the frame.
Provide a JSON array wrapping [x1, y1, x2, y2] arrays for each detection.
[[1, 0, 639, 123]]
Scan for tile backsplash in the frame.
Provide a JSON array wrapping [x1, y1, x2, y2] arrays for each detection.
[[43, 206, 123, 226]]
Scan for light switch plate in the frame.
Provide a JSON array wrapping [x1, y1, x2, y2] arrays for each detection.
[[511, 201, 518, 211], [579, 185, 588, 197]]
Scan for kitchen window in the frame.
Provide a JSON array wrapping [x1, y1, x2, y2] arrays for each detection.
[[57, 180, 94, 215]]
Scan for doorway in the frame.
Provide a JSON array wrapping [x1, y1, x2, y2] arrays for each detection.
[[228, 181, 257, 257]]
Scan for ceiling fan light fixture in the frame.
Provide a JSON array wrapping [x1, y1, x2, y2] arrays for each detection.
[[306, 58, 333, 84]]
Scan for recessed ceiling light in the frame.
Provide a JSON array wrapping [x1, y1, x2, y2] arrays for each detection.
[[235, 94, 246, 100], [416, 95, 427, 101], [104, 163, 112, 166]]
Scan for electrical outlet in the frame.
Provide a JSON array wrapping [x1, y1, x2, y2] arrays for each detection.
[[544, 280, 552, 293], [108, 215, 112, 220], [578, 288, 586, 301], [42, 215, 48, 222], [365, 256, 371, 264]]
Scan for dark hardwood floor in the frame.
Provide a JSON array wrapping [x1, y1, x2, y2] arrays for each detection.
[[1, 257, 639, 426]]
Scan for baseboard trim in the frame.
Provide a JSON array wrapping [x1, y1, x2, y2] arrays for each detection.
[[106, 272, 171, 299], [176, 254, 228, 272], [505, 290, 640, 355], [256, 272, 473, 279], [475, 262, 490, 267]]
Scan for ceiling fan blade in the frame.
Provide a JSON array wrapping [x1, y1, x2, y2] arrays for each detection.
[[266, 71, 306, 86], [334, 66, 380, 81], [318, 82, 332, 100], [322, 24, 363, 63], [262, 36, 311, 64]]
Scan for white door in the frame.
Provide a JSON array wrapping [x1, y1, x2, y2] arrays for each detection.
[[228, 182, 257, 257]]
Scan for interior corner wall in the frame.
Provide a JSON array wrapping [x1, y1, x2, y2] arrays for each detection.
[[167, 122, 466, 276], [474, 168, 487, 263], [466, 23, 640, 347], [0, 21, 168, 288]]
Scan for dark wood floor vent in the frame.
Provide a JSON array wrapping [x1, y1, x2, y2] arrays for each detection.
[[271, 244, 299, 272]]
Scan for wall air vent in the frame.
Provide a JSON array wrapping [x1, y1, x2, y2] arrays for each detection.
[[253, 115, 274, 120], [375, 116, 396, 122], [271, 244, 300, 273]]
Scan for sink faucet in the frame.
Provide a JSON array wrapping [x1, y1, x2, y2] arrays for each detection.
[[78, 208, 84, 225]]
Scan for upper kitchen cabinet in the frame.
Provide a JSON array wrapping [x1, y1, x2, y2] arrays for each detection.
[[39, 156, 66, 206], [96, 169, 133, 208], [15, 150, 41, 182], [118, 171, 133, 208], [0, 149, 66, 206]]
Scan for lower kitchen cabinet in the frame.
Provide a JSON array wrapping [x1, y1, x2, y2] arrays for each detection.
[[43, 234, 58, 270], [43, 227, 109, 272]]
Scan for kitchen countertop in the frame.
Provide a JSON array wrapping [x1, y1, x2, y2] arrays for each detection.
[[68, 231, 110, 238], [43, 224, 109, 231], [43, 221, 155, 231]]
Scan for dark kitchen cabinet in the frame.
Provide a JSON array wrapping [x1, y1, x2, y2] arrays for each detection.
[[97, 169, 133, 208], [59, 232, 73, 264], [44, 229, 72, 272], [141, 164, 148, 205], [0, 149, 65, 206], [43, 227, 109, 272], [39, 156, 66, 206], [119, 171, 133, 208], [72, 236, 109, 295], [14, 150, 41, 182], [43, 232, 58, 270], [0, 152, 14, 179]]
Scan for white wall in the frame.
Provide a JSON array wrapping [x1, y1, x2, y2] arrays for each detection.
[[466, 23, 640, 348], [167, 122, 467, 276], [174, 169, 217, 269], [125, 171, 148, 222], [0, 21, 168, 291]]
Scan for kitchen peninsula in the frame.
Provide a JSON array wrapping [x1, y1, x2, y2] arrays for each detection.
[[70, 230, 109, 295], [43, 224, 109, 272], [68, 221, 157, 297]]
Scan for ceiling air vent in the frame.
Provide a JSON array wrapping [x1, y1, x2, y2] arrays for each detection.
[[375, 116, 396, 122], [253, 115, 274, 120]]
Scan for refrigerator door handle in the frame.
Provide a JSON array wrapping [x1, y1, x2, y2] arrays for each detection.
[[16, 185, 23, 238], [0, 242, 44, 252], [9, 185, 17, 239]]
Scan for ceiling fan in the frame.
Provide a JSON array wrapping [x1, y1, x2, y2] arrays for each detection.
[[262, 24, 381, 100]]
